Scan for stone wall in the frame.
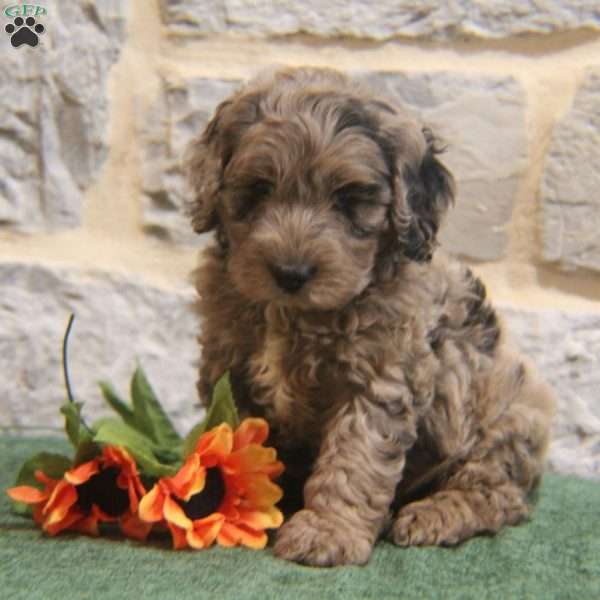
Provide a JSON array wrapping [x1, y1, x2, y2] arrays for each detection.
[[1, 0, 599, 479]]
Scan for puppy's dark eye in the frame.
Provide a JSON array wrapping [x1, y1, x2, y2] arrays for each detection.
[[349, 223, 373, 239], [248, 180, 273, 198], [333, 183, 379, 209], [233, 179, 273, 221], [333, 183, 381, 238]]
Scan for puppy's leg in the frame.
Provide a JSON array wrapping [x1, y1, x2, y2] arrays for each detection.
[[391, 367, 554, 547], [274, 394, 417, 566], [391, 466, 529, 547]]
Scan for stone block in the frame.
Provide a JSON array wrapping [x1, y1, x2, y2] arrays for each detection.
[[160, 0, 600, 40], [501, 306, 600, 480], [0, 1, 126, 231], [541, 66, 600, 272]]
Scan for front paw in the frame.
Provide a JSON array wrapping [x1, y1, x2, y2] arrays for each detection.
[[273, 509, 372, 567]]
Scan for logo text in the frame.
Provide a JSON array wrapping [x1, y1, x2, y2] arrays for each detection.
[[4, 4, 47, 17]]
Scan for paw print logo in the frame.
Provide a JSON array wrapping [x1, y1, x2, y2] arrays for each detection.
[[5, 16, 45, 48]]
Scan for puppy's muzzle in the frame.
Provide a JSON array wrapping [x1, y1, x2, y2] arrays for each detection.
[[269, 262, 318, 294]]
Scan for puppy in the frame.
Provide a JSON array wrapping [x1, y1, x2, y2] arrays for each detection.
[[186, 67, 555, 566]]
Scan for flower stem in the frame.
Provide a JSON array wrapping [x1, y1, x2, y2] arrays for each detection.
[[63, 313, 76, 404]]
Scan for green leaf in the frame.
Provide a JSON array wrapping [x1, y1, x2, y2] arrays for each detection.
[[97, 367, 183, 469], [182, 420, 208, 459], [15, 452, 72, 486], [182, 372, 239, 458], [10, 453, 72, 515], [93, 417, 178, 478], [60, 402, 98, 465], [61, 401, 84, 447], [98, 381, 137, 429], [152, 447, 183, 464], [99, 378, 181, 455], [205, 371, 239, 430], [73, 440, 100, 466], [130, 366, 182, 447]]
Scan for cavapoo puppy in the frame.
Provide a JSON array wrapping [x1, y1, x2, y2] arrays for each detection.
[[186, 67, 555, 566]]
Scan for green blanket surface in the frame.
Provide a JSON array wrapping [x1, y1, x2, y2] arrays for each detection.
[[0, 435, 598, 600]]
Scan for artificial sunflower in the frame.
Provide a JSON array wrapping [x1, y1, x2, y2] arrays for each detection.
[[7, 445, 151, 540], [7, 324, 285, 554], [139, 418, 284, 550]]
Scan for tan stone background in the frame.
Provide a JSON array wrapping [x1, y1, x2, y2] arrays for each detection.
[[1, 1, 599, 478]]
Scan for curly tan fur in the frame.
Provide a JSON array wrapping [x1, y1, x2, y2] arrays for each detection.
[[187, 67, 555, 567]]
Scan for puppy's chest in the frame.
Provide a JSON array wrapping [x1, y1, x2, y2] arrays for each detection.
[[248, 321, 344, 438]]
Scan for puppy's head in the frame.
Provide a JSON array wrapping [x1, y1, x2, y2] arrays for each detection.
[[187, 67, 454, 311]]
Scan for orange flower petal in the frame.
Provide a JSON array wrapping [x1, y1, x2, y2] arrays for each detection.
[[65, 459, 100, 485], [218, 489, 240, 515], [138, 484, 165, 523], [43, 481, 78, 524], [103, 446, 135, 470], [6, 485, 49, 504], [120, 512, 153, 541], [167, 522, 189, 550], [115, 450, 141, 482], [163, 495, 192, 531], [185, 465, 206, 501], [226, 445, 280, 475], [133, 476, 146, 501], [216, 523, 237, 547], [135, 475, 146, 498], [73, 515, 100, 536], [44, 508, 85, 536], [127, 479, 138, 513], [233, 418, 269, 450], [242, 474, 283, 509], [34, 470, 56, 486], [237, 506, 283, 530], [217, 522, 267, 550], [43, 480, 67, 515], [167, 454, 205, 500], [90, 504, 117, 523], [187, 513, 225, 549], [263, 461, 285, 479], [195, 423, 233, 466]]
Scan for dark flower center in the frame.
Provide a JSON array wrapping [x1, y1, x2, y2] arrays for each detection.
[[177, 467, 225, 520], [76, 467, 130, 517]]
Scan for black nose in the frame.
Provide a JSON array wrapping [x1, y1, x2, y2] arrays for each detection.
[[269, 263, 318, 293]]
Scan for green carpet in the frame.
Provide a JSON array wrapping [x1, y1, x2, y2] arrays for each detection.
[[0, 436, 598, 600]]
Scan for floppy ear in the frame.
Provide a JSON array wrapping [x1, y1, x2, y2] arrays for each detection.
[[399, 127, 455, 262], [185, 90, 264, 234], [184, 100, 232, 234]]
